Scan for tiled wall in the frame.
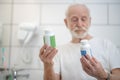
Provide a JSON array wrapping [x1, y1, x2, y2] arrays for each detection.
[[0, 0, 120, 80]]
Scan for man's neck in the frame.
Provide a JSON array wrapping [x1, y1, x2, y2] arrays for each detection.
[[71, 34, 93, 43]]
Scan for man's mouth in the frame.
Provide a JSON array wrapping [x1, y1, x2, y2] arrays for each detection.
[[74, 29, 85, 33]]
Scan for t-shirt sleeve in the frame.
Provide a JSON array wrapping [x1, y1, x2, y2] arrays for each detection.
[[105, 40, 120, 70]]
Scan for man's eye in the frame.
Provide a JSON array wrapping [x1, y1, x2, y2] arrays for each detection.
[[71, 18, 78, 22], [82, 18, 87, 22]]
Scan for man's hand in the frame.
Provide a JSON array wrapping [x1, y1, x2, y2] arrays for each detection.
[[39, 44, 58, 66], [39, 45, 60, 80], [80, 54, 108, 80]]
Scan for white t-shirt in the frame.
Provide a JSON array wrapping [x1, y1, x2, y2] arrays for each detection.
[[53, 38, 120, 80]]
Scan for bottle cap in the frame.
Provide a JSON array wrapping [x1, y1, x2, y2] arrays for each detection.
[[80, 39, 88, 45], [44, 29, 54, 35]]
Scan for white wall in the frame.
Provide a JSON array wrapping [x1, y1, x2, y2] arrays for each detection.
[[0, 0, 120, 80]]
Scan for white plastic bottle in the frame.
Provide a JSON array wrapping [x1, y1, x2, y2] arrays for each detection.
[[43, 30, 56, 48], [80, 40, 92, 57]]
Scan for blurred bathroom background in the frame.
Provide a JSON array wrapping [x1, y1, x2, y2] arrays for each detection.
[[0, 0, 120, 80]]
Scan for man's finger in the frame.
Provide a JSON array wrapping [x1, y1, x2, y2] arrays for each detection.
[[48, 49, 58, 60], [40, 44, 47, 55], [82, 56, 94, 70], [85, 54, 91, 60]]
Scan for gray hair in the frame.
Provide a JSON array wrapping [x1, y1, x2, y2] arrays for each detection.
[[65, 3, 91, 17]]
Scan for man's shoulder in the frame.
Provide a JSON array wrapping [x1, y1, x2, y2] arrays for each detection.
[[91, 37, 112, 43], [91, 37, 115, 47]]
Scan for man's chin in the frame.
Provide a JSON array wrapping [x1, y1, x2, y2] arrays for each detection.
[[71, 32, 88, 39], [73, 35, 86, 39]]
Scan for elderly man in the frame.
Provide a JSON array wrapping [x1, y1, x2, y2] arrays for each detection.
[[39, 3, 120, 80]]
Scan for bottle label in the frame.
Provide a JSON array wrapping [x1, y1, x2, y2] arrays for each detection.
[[80, 49, 92, 57], [43, 35, 56, 48], [81, 50, 87, 56], [50, 36, 56, 48]]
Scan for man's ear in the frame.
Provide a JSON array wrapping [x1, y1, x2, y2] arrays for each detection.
[[89, 17, 91, 26], [64, 18, 68, 28]]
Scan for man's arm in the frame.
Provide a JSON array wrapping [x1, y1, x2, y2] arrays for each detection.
[[39, 44, 60, 80], [80, 55, 120, 80], [44, 63, 60, 80], [110, 68, 120, 80]]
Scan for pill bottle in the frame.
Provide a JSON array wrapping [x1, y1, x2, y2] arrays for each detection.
[[43, 30, 56, 48], [80, 40, 92, 57]]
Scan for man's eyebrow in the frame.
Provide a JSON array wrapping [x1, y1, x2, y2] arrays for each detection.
[[82, 16, 88, 18], [69, 15, 78, 18]]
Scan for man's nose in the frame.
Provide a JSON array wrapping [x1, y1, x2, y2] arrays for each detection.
[[77, 19, 83, 27]]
